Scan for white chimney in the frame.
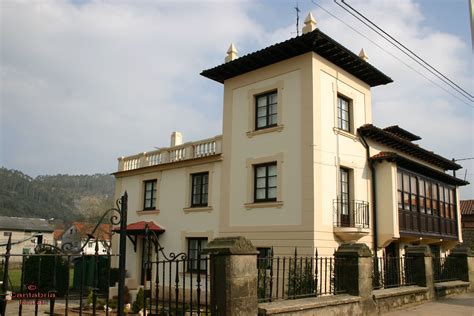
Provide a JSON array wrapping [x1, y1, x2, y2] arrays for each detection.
[[171, 131, 183, 147]]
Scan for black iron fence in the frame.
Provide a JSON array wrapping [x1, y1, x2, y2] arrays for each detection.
[[0, 246, 121, 316], [373, 256, 416, 289], [333, 199, 369, 228], [0, 193, 129, 316], [433, 256, 462, 282], [141, 227, 213, 315], [257, 249, 348, 303]]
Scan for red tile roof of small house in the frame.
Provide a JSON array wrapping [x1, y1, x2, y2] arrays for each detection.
[[461, 200, 474, 215]]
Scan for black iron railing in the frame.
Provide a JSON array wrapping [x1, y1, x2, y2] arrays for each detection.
[[433, 256, 462, 282], [333, 199, 369, 228], [0, 193, 128, 316], [373, 256, 416, 289], [142, 227, 213, 315], [257, 249, 348, 303]]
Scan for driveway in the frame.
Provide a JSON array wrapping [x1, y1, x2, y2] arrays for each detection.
[[383, 292, 474, 316]]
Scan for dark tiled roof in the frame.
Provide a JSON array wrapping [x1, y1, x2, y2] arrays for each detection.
[[201, 29, 393, 87], [370, 151, 469, 186], [461, 200, 474, 215], [0, 216, 54, 232], [359, 124, 461, 170], [383, 125, 421, 141]]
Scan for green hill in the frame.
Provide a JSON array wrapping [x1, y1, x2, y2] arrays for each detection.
[[0, 168, 115, 221]]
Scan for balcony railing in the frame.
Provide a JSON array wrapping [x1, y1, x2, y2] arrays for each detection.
[[333, 199, 369, 228], [118, 135, 222, 172]]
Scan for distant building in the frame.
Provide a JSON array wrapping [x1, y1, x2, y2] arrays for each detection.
[[0, 216, 54, 263], [461, 200, 474, 249], [61, 222, 111, 254], [53, 229, 64, 247]]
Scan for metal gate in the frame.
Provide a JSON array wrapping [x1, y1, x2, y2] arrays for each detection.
[[0, 193, 129, 316], [140, 226, 214, 315]]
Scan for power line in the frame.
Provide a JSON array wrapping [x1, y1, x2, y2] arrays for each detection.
[[309, 0, 474, 108], [337, 0, 473, 103], [454, 157, 474, 162]]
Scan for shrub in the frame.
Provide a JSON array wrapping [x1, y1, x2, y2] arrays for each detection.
[[23, 249, 69, 296], [132, 288, 144, 313], [287, 260, 316, 298]]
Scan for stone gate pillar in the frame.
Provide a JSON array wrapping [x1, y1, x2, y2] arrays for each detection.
[[335, 243, 375, 314], [405, 245, 434, 298], [203, 236, 259, 316], [450, 245, 474, 290]]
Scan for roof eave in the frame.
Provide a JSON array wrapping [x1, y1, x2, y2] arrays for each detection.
[[201, 29, 392, 87]]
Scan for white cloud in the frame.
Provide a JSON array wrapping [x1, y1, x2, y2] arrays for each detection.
[[1, 0, 262, 175], [1, 0, 472, 198]]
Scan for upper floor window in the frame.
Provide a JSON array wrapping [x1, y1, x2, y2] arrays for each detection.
[[337, 95, 351, 132], [256, 91, 277, 130], [187, 238, 208, 272], [191, 172, 209, 207], [254, 162, 277, 202], [397, 169, 455, 219], [143, 180, 157, 210]]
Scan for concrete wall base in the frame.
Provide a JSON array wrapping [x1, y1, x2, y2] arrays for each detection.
[[434, 281, 470, 298], [258, 294, 362, 316]]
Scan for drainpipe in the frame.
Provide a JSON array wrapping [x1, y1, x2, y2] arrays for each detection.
[[359, 135, 378, 256]]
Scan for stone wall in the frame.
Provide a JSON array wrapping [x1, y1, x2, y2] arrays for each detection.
[[206, 240, 474, 316], [258, 295, 362, 316], [373, 286, 429, 314], [434, 281, 470, 298]]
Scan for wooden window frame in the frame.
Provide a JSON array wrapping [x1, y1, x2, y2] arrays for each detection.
[[255, 91, 278, 130], [254, 162, 278, 203], [191, 172, 209, 208], [143, 179, 157, 210], [337, 94, 352, 132], [187, 237, 208, 273]]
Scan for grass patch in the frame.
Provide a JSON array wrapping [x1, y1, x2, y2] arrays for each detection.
[[2, 267, 75, 292]]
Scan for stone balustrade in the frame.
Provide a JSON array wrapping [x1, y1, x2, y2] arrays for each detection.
[[117, 135, 222, 172]]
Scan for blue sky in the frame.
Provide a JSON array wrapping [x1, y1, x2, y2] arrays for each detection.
[[1, 0, 473, 198]]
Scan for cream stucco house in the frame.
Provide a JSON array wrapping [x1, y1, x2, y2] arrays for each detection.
[[113, 15, 468, 285]]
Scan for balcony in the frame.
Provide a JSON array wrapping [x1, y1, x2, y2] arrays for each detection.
[[333, 199, 370, 242], [117, 135, 222, 172], [399, 210, 458, 239]]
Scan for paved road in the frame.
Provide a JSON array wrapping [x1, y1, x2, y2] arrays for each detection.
[[383, 292, 474, 316]]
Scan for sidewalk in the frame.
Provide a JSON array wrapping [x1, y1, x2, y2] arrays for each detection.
[[383, 292, 474, 316]]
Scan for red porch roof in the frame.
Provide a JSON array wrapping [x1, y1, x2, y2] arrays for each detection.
[[114, 221, 165, 234]]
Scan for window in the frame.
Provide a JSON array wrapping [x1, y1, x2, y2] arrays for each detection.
[[255, 91, 278, 130], [340, 168, 350, 215], [22, 248, 30, 255], [397, 169, 455, 219], [143, 180, 157, 210], [254, 162, 277, 202], [187, 238, 208, 272], [257, 247, 272, 269], [191, 172, 209, 207], [337, 95, 351, 132]]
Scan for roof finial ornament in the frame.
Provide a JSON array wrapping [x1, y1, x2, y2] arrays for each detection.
[[359, 48, 368, 61], [225, 43, 238, 63], [302, 12, 317, 34]]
